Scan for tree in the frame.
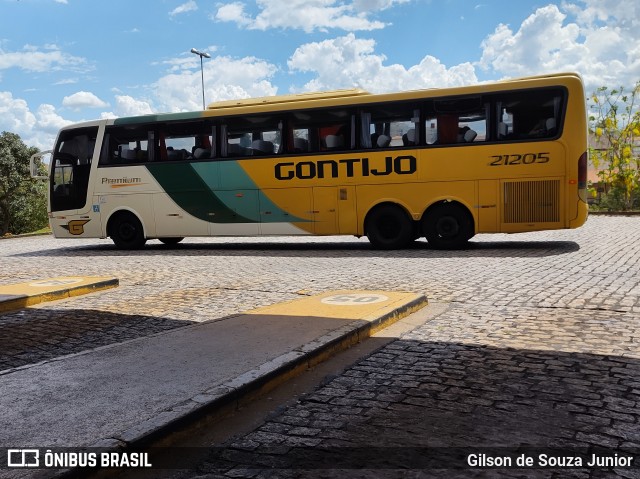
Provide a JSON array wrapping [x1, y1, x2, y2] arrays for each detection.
[[0, 131, 48, 236], [589, 81, 640, 210]]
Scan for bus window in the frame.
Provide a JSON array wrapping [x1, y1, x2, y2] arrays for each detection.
[[223, 117, 282, 157], [495, 89, 564, 141], [100, 125, 152, 165], [287, 108, 353, 153], [161, 121, 215, 161], [360, 104, 420, 148], [426, 97, 488, 145]]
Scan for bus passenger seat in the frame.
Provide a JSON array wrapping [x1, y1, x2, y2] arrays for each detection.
[[194, 148, 211, 159], [325, 135, 344, 150], [376, 134, 391, 148], [252, 140, 274, 155], [227, 144, 241, 156], [402, 129, 416, 146], [464, 129, 477, 142], [545, 118, 557, 136], [121, 148, 138, 161], [497, 122, 508, 139], [293, 137, 309, 152]]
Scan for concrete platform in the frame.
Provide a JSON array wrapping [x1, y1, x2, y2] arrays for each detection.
[[0, 290, 426, 475], [0, 277, 118, 313]]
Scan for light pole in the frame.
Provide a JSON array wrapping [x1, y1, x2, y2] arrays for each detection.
[[190, 48, 210, 110]]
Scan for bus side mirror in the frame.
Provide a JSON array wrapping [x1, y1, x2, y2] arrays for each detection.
[[30, 151, 51, 180]]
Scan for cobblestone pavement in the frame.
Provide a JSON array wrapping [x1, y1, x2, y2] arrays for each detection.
[[1, 216, 640, 478]]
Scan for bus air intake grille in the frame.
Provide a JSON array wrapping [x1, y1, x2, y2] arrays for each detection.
[[503, 180, 560, 223]]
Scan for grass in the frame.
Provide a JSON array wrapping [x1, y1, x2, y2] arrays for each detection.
[[1, 226, 51, 239]]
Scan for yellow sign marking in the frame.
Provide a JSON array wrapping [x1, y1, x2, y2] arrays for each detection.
[[247, 290, 426, 322]]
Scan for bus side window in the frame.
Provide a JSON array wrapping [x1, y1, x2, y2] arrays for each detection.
[[286, 108, 352, 153], [158, 120, 215, 161], [430, 96, 487, 145], [494, 89, 563, 141], [222, 117, 282, 158], [360, 105, 419, 149], [100, 125, 150, 165]]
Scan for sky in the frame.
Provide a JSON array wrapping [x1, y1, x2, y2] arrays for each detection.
[[1, 0, 639, 150]]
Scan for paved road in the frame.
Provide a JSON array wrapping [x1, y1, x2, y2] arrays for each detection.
[[1, 215, 639, 478]]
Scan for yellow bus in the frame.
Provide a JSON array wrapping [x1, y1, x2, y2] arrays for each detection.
[[32, 72, 588, 249]]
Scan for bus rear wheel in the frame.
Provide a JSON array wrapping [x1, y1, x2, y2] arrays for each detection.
[[422, 202, 473, 250], [109, 212, 147, 250], [365, 204, 414, 250]]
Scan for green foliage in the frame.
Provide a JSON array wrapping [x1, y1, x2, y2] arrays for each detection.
[[588, 81, 640, 211], [0, 131, 48, 235], [591, 184, 640, 211]]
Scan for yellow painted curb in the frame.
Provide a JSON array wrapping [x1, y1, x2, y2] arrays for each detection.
[[240, 290, 428, 392], [247, 290, 425, 321], [0, 276, 119, 313]]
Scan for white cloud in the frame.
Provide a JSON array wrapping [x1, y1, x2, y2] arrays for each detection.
[[62, 91, 109, 110], [0, 91, 37, 134], [169, 0, 198, 17], [54, 78, 78, 85], [0, 44, 87, 73], [352, 0, 410, 12], [153, 54, 278, 111], [214, 0, 385, 32], [36, 104, 73, 133], [479, 6, 584, 76], [215, 2, 253, 27], [111, 95, 154, 117], [288, 34, 477, 93], [0, 92, 70, 150], [479, 2, 640, 91], [563, 0, 640, 30]]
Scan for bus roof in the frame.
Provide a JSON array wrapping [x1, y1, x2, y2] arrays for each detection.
[[206, 89, 371, 110], [102, 72, 583, 128]]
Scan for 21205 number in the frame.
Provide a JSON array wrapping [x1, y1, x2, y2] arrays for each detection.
[[489, 152, 550, 166]]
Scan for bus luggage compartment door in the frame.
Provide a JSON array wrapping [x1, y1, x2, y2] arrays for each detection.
[[477, 180, 498, 232], [312, 186, 357, 235]]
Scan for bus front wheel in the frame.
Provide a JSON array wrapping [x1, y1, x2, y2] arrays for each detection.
[[422, 203, 473, 250], [365, 204, 414, 250], [109, 212, 147, 250]]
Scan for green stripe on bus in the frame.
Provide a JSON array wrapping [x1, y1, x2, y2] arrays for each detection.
[[146, 163, 254, 223], [146, 161, 308, 224], [193, 161, 307, 223]]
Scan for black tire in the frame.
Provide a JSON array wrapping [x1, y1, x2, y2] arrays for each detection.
[[422, 202, 474, 250], [365, 204, 414, 250], [159, 237, 184, 246], [109, 212, 147, 250]]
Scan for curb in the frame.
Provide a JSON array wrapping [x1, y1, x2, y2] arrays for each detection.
[[54, 293, 428, 477], [0, 277, 119, 314]]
